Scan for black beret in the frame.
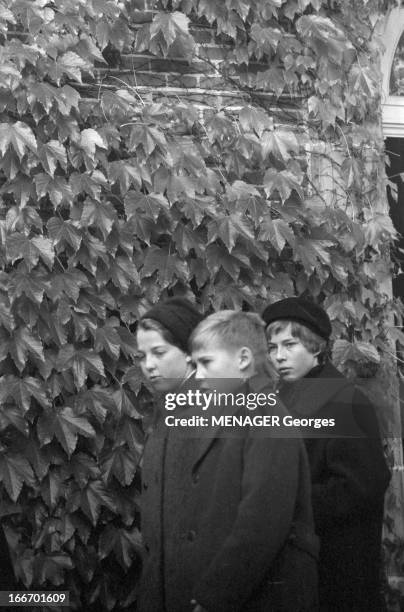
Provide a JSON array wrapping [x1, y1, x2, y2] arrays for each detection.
[[141, 297, 203, 352], [261, 297, 332, 340]]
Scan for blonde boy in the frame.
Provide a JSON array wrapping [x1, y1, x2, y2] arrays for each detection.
[[190, 310, 273, 385]]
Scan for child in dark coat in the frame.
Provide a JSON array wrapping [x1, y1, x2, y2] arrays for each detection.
[[138, 308, 319, 612], [262, 297, 391, 612]]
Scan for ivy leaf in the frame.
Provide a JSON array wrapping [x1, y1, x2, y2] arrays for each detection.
[[8, 269, 48, 306], [10, 327, 44, 371], [46, 270, 88, 303], [116, 328, 138, 359], [34, 174, 73, 206], [37, 407, 95, 456], [206, 243, 249, 280], [67, 453, 100, 488], [113, 387, 141, 418], [116, 417, 144, 455], [109, 257, 140, 292], [55, 51, 91, 83], [47, 217, 82, 251], [96, 17, 132, 51], [38, 140, 67, 177], [101, 445, 137, 486], [226, 180, 260, 201], [125, 191, 170, 221], [81, 199, 116, 238], [80, 480, 117, 525], [108, 160, 142, 194], [40, 469, 64, 510], [27, 82, 80, 115], [69, 171, 107, 199], [179, 196, 216, 226], [364, 214, 397, 244], [308, 95, 345, 126], [79, 128, 107, 158], [95, 326, 121, 359], [72, 351, 105, 389], [239, 106, 272, 137], [263, 168, 304, 200], [253, 22, 283, 53], [147, 11, 194, 58], [31, 237, 54, 269], [128, 213, 154, 245], [0, 405, 28, 437], [0, 121, 37, 160], [128, 125, 167, 156], [0, 453, 36, 502], [261, 129, 299, 162], [0, 375, 50, 412], [293, 238, 333, 272], [7, 234, 54, 270], [207, 213, 254, 252], [333, 339, 380, 365], [7, 235, 38, 269], [23, 440, 50, 481], [296, 15, 350, 64], [77, 387, 115, 424], [259, 217, 295, 252], [142, 246, 189, 288], [99, 525, 142, 569], [226, 180, 264, 221], [173, 223, 205, 257], [349, 65, 376, 98], [35, 552, 74, 585]]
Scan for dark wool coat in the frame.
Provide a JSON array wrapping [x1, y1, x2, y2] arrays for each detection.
[[138, 375, 319, 612], [279, 361, 391, 612]]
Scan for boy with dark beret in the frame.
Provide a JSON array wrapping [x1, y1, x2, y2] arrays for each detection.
[[262, 297, 391, 611]]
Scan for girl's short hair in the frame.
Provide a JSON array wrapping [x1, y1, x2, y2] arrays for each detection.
[[266, 319, 330, 363], [137, 318, 184, 352], [190, 310, 277, 378]]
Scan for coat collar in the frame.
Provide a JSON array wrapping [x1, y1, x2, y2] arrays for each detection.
[[192, 373, 276, 471], [279, 361, 351, 416]]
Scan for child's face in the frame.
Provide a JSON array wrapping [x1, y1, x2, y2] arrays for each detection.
[[267, 323, 319, 381], [192, 342, 247, 381], [136, 328, 190, 392]]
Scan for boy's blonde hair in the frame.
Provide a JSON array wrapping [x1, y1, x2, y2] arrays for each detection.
[[190, 310, 276, 378]]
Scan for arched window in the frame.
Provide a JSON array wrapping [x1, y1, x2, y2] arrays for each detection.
[[382, 7, 404, 136]]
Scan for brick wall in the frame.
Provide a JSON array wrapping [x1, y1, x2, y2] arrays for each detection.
[[94, 1, 301, 122]]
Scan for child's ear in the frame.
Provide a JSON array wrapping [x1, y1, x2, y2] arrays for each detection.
[[238, 346, 254, 372]]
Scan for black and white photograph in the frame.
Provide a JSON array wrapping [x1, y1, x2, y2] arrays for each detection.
[[0, 0, 403, 610]]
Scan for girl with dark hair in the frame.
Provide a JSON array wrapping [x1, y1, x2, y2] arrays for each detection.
[[135, 297, 203, 612]]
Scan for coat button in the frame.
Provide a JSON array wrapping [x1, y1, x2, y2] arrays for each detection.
[[187, 530, 196, 542]]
